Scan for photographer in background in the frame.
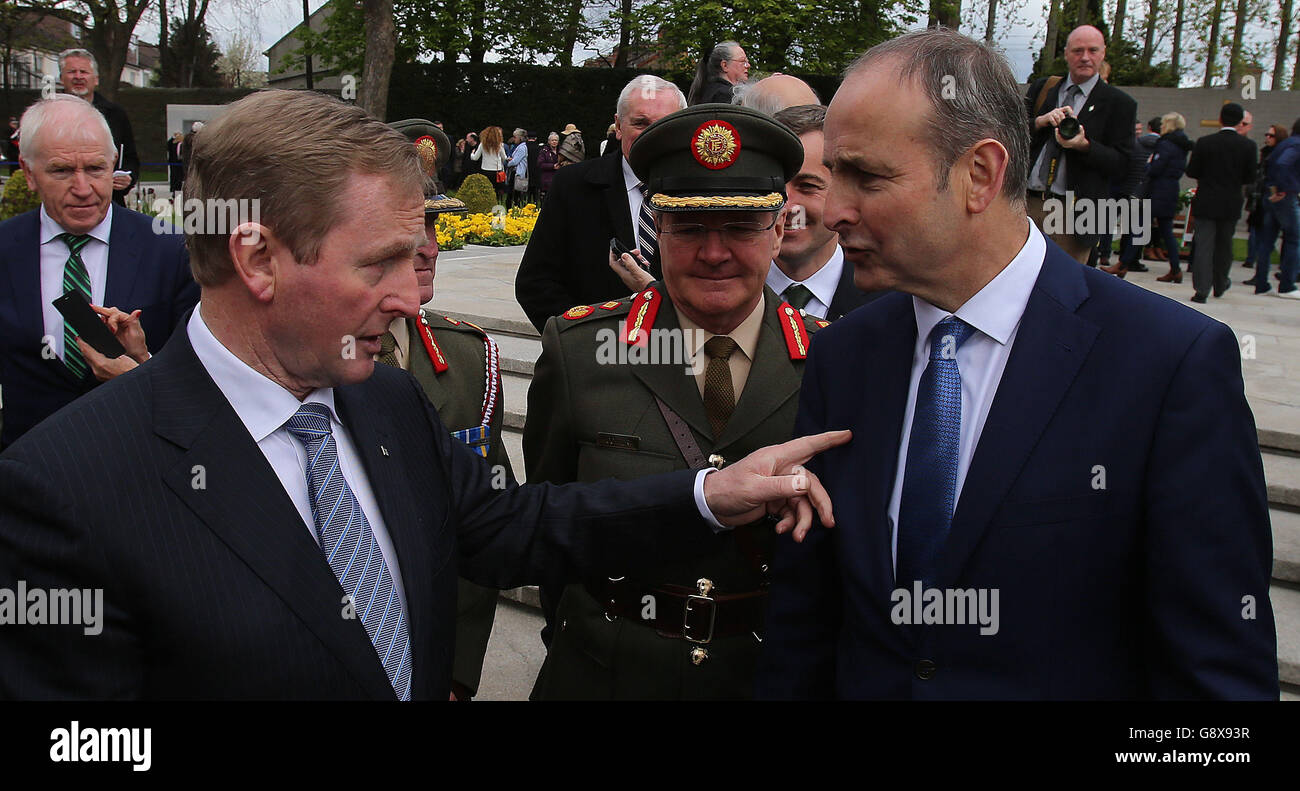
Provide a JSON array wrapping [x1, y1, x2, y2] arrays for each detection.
[[1024, 25, 1136, 264]]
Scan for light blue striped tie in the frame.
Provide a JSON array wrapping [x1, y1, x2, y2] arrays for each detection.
[[285, 404, 412, 700]]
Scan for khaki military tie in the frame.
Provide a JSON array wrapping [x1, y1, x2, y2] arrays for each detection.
[[702, 335, 738, 440], [377, 330, 400, 369]]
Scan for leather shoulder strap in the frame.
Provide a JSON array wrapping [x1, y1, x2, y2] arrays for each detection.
[[1036, 75, 1063, 114], [653, 395, 707, 469]]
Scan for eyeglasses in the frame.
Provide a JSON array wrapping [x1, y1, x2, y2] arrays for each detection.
[[1266, 132, 1277, 138], [658, 215, 778, 244]]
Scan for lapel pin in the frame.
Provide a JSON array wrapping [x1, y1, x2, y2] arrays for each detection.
[[380, 445, 390, 457], [1088, 105, 1094, 112]]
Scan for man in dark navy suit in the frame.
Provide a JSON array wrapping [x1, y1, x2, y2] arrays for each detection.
[[0, 94, 196, 448], [757, 29, 1277, 700], [0, 89, 844, 700]]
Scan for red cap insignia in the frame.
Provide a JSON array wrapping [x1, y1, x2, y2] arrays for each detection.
[[691, 120, 741, 170]]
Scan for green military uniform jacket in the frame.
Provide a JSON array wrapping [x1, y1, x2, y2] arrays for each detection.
[[405, 309, 515, 699], [523, 283, 823, 700]]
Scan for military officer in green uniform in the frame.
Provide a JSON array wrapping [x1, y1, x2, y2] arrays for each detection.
[[385, 119, 514, 700], [523, 105, 823, 699]]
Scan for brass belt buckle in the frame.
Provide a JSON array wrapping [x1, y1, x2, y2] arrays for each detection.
[[683, 578, 717, 644]]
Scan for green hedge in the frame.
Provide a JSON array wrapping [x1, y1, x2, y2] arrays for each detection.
[[0, 174, 40, 220]]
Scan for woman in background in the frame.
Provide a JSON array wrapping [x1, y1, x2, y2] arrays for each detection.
[[471, 126, 507, 203], [537, 132, 560, 201]]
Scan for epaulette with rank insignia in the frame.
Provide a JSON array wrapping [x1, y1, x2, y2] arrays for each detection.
[[555, 297, 634, 331], [776, 301, 823, 360]]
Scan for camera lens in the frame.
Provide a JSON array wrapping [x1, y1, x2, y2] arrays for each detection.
[[1058, 116, 1081, 140]]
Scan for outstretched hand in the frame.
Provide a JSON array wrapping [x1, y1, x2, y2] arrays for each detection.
[[702, 430, 851, 542]]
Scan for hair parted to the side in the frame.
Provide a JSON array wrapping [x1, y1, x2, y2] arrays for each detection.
[[19, 94, 115, 163], [773, 104, 826, 137], [185, 89, 423, 287], [845, 28, 1029, 206]]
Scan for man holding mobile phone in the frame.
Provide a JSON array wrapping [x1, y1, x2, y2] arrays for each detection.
[[0, 95, 196, 448]]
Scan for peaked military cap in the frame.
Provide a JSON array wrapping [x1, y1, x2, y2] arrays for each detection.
[[627, 103, 803, 212], [388, 118, 467, 215]]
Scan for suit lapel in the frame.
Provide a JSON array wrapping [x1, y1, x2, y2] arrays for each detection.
[[935, 247, 1100, 588], [629, 295, 714, 443], [852, 295, 917, 603], [154, 328, 397, 699], [102, 209, 142, 310], [595, 155, 652, 277], [827, 258, 861, 322], [8, 211, 47, 349], [715, 291, 800, 449], [335, 384, 437, 698]]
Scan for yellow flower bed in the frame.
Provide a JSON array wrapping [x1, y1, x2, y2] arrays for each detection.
[[438, 204, 538, 249]]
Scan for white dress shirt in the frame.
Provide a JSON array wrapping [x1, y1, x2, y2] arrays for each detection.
[[186, 304, 409, 616], [765, 245, 846, 320], [40, 205, 113, 361], [621, 156, 650, 249], [886, 220, 1045, 568]]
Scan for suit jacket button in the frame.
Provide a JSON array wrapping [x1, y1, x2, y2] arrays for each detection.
[[915, 659, 937, 680]]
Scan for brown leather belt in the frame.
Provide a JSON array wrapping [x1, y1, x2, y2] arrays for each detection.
[[588, 577, 767, 644]]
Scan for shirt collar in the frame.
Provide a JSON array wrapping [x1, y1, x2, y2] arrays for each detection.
[[675, 292, 766, 363], [1066, 72, 1100, 98], [188, 302, 340, 443], [1066, 71, 1097, 99], [39, 203, 113, 246], [766, 246, 844, 310], [912, 219, 1045, 348], [622, 155, 640, 193]]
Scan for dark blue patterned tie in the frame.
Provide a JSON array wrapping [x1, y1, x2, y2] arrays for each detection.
[[285, 403, 413, 700], [896, 316, 976, 589]]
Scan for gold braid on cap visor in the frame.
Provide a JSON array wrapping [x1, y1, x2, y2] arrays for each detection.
[[648, 193, 784, 209], [425, 197, 467, 211]]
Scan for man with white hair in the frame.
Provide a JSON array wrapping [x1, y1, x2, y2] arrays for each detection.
[[0, 94, 196, 448], [516, 75, 687, 331], [58, 48, 139, 206]]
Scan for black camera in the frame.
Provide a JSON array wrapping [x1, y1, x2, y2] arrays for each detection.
[[1057, 116, 1081, 140]]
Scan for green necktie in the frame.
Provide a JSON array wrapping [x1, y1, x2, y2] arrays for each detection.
[[783, 283, 814, 311], [376, 330, 400, 369], [59, 233, 93, 379], [702, 335, 738, 440]]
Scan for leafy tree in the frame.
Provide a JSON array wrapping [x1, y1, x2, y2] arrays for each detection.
[[73, 0, 156, 100]]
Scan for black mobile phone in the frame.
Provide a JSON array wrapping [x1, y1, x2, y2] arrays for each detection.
[[610, 236, 649, 270], [52, 290, 127, 358]]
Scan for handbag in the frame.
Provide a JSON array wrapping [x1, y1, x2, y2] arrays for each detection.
[[494, 170, 507, 184], [513, 172, 529, 191]]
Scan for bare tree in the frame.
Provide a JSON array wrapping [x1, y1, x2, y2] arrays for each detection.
[[1142, 0, 1159, 67], [985, 0, 998, 43], [359, 0, 394, 119], [1113, 0, 1128, 42], [1276, 0, 1293, 89], [1225, 0, 1250, 86], [77, 0, 156, 101], [1041, 0, 1062, 68], [1203, 0, 1224, 86], [1171, 0, 1185, 83]]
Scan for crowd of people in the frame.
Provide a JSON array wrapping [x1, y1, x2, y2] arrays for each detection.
[[0, 28, 1284, 704], [441, 121, 588, 207]]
